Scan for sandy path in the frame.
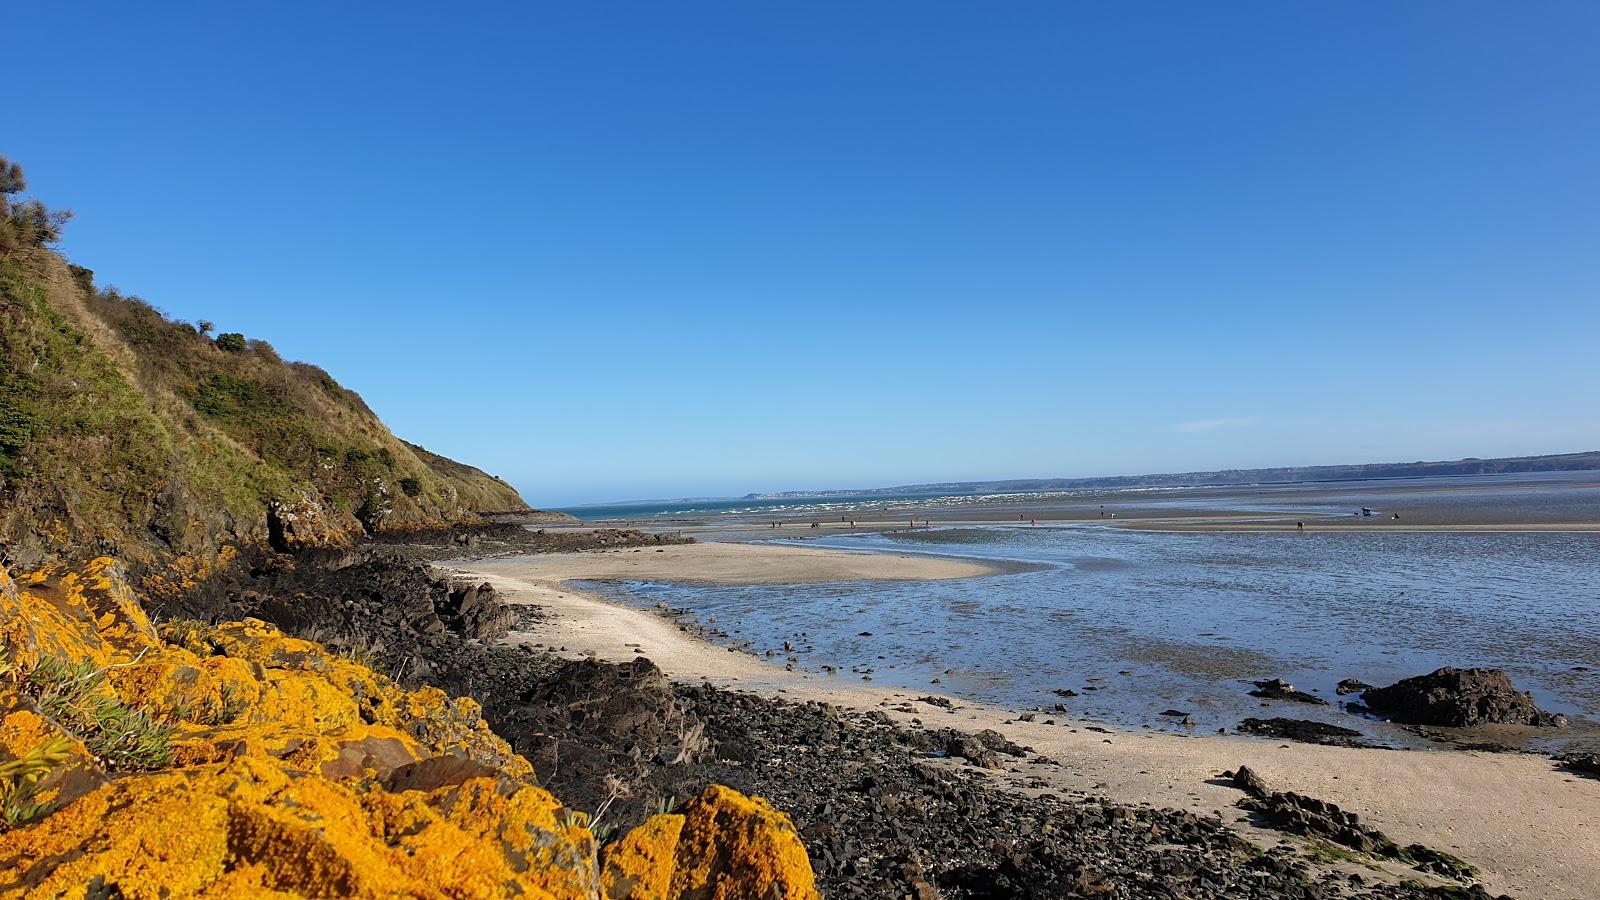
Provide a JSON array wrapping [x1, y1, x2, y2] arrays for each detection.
[[455, 545, 1600, 900]]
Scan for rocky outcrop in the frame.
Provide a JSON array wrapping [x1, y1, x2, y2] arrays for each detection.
[[1236, 717, 1374, 748], [0, 559, 819, 899], [1229, 766, 1485, 885], [1359, 667, 1567, 727], [440, 579, 514, 642]]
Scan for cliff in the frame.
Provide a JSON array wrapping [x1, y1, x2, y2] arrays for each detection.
[[0, 246, 537, 575]]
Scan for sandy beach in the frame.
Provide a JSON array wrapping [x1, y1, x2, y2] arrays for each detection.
[[455, 541, 1600, 900]]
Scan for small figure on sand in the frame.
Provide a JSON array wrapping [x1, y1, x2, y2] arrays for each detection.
[[810, 522, 819, 528], [1296, 521, 1304, 532], [1030, 517, 1036, 526], [1392, 512, 1401, 520]]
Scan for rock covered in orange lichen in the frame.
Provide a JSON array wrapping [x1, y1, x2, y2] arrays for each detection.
[[0, 559, 821, 899], [1, 755, 600, 899], [602, 813, 685, 899], [602, 785, 820, 900]]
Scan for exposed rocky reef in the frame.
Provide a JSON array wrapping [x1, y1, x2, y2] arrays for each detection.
[[1230, 766, 1497, 893], [0, 559, 817, 898]]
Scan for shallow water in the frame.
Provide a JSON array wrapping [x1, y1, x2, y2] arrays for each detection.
[[577, 525, 1600, 751]]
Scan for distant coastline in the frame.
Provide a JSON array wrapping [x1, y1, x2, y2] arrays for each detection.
[[744, 449, 1600, 500]]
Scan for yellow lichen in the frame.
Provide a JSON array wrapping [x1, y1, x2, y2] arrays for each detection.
[[602, 814, 685, 899], [0, 560, 820, 899]]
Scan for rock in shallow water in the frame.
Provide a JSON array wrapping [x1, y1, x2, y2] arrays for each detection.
[[1359, 667, 1567, 728]]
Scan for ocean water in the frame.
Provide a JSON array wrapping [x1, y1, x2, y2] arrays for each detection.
[[576, 525, 1600, 750]]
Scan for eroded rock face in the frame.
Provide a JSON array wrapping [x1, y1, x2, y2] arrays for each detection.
[[1359, 667, 1567, 727], [0, 559, 819, 900]]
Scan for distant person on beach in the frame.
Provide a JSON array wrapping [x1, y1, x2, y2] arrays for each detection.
[[1030, 517, 1036, 526], [1392, 512, 1401, 520], [1296, 521, 1304, 531]]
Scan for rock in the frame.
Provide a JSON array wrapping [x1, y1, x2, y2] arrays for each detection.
[[1360, 667, 1567, 727], [1248, 678, 1328, 705], [1231, 765, 1271, 799], [1237, 717, 1373, 748], [1558, 752, 1600, 778], [1228, 765, 1481, 883], [1336, 678, 1376, 695]]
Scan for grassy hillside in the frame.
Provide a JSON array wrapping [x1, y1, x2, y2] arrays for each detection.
[[0, 160, 529, 575]]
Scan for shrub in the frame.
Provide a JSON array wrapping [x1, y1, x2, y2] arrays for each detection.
[[247, 338, 280, 362], [214, 332, 247, 353], [195, 372, 261, 419], [0, 156, 71, 255], [399, 476, 423, 497]]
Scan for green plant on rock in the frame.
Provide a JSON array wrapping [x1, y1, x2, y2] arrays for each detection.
[[0, 733, 76, 829], [23, 656, 175, 772]]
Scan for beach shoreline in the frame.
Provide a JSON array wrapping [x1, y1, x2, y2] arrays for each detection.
[[452, 541, 1600, 900]]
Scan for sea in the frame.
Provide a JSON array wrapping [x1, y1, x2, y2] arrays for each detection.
[[559, 474, 1600, 752]]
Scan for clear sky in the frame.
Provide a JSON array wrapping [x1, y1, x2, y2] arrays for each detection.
[[10, 3, 1600, 506]]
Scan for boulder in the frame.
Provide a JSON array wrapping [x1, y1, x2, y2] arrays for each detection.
[[1360, 667, 1566, 727]]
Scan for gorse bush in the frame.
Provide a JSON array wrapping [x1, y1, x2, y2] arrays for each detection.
[[214, 332, 247, 353]]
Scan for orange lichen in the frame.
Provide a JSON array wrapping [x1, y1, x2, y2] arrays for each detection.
[[668, 785, 822, 900], [602, 813, 685, 899], [0, 559, 821, 899]]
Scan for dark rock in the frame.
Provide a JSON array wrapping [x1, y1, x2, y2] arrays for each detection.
[[1237, 717, 1375, 748], [1336, 678, 1376, 695], [1360, 667, 1567, 727], [1559, 752, 1600, 778], [1248, 678, 1328, 705], [1230, 765, 1482, 884]]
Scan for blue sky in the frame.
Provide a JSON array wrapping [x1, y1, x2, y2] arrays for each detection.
[[11, 3, 1599, 506]]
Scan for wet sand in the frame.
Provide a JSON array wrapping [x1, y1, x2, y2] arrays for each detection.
[[488, 540, 1000, 583], [458, 543, 1600, 900]]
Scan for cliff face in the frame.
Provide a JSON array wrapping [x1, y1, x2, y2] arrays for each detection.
[[0, 249, 532, 574]]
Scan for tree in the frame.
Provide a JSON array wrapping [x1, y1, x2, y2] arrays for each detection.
[[214, 333, 247, 353], [0, 156, 72, 255], [197, 320, 216, 336]]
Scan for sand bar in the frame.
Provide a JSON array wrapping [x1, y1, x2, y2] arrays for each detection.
[[455, 542, 1600, 900]]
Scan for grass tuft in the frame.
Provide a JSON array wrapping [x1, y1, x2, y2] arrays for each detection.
[[23, 656, 175, 772]]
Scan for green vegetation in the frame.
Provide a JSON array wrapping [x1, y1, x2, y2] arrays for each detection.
[[0, 154, 528, 568], [0, 156, 71, 256], [22, 656, 175, 772], [0, 733, 75, 829]]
